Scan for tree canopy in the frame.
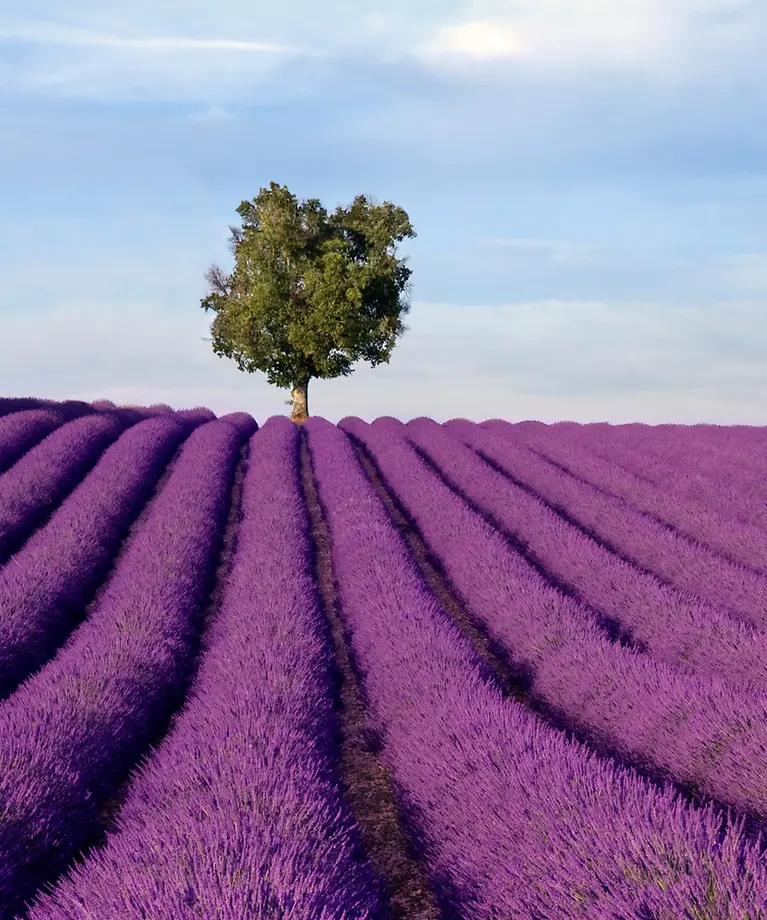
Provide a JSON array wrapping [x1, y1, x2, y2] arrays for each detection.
[[201, 182, 416, 421]]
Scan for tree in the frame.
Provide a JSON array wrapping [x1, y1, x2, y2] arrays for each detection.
[[200, 182, 416, 422]]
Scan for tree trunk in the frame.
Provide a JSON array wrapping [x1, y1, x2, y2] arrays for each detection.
[[290, 378, 310, 423]]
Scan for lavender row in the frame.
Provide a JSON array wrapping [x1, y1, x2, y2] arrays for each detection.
[[174, 406, 217, 424], [0, 411, 131, 564], [309, 416, 767, 919], [534, 421, 767, 532], [205, 409, 260, 436], [0, 398, 96, 427], [601, 424, 767, 502], [556, 420, 767, 452], [344, 418, 767, 826], [550, 421, 767, 497], [0, 418, 251, 917], [501, 420, 767, 574], [403, 418, 767, 689], [0, 415, 193, 698], [0, 409, 67, 473], [525, 420, 767, 450], [30, 416, 383, 919], [446, 420, 767, 628], [0, 397, 49, 418], [557, 420, 767, 497]]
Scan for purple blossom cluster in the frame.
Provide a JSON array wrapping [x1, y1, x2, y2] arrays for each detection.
[[0, 397, 50, 418], [0, 417, 250, 917], [340, 417, 767, 822], [0, 411, 131, 564], [174, 406, 217, 424], [213, 410, 262, 436], [577, 421, 767, 491], [445, 419, 767, 627], [493, 420, 767, 575], [0, 414, 193, 699], [545, 422, 767, 530], [0, 409, 67, 472], [29, 416, 384, 919], [401, 417, 766, 689], [305, 416, 767, 919]]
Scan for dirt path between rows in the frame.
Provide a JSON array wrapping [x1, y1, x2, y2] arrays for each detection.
[[300, 432, 443, 920]]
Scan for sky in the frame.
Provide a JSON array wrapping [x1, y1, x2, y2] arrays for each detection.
[[1, 1, 766, 423]]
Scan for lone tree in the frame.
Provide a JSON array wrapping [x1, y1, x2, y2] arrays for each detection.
[[201, 182, 416, 422]]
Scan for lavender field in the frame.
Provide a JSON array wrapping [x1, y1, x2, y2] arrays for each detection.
[[1, 396, 767, 918]]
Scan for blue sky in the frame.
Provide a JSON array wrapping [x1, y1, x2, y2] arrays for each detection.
[[1, 1, 766, 422]]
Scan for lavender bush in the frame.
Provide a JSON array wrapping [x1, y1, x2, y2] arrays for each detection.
[[341, 417, 767, 823], [498, 420, 767, 573], [0, 415, 196, 698], [306, 416, 767, 919], [539, 421, 767, 530], [0, 397, 49, 418], [402, 417, 767, 689], [568, 421, 767, 490], [0, 397, 764, 919], [446, 419, 767, 626], [0, 411, 130, 564], [0, 409, 66, 472], [28, 416, 384, 919], [0, 418, 249, 917]]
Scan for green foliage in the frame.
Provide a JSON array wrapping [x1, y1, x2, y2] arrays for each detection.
[[200, 182, 416, 392]]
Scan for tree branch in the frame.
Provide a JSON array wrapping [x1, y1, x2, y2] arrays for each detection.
[[204, 264, 232, 297]]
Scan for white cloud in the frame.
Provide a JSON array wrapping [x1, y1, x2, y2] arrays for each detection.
[[417, 19, 524, 62], [411, 0, 765, 77]]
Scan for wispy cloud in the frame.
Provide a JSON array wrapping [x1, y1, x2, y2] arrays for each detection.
[[0, 18, 329, 102], [185, 104, 236, 122], [0, 21, 309, 54], [480, 237, 602, 263], [0, 20, 330, 102]]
